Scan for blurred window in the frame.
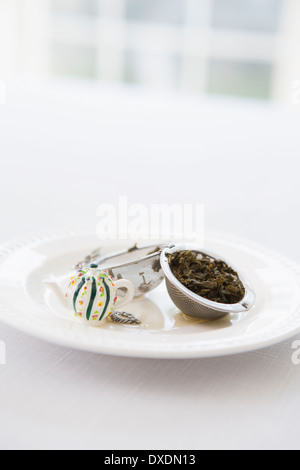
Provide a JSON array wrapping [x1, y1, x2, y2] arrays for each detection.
[[208, 60, 273, 100], [124, 50, 182, 90], [126, 0, 185, 24], [48, 0, 283, 100], [52, 44, 98, 79], [52, 0, 98, 15], [212, 0, 282, 32], [7, 0, 294, 102]]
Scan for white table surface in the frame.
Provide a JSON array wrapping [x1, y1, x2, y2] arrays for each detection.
[[0, 80, 299, 450]]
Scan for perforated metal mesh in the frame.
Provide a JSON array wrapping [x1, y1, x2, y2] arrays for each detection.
[[166, 280, 229, 321]]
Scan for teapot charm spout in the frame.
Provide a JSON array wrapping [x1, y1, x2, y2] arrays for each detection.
[[43, 278, 68, 308]]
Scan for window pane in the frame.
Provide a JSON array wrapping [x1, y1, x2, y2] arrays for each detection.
[[52, 44, 98, 79], [186, 0, 213, 27], [126, 0, 185, 24], [124, 50, 181, 89], [212, 0, 282, 32], [51, 0, 98, 15], [208, 60, 272, 100]]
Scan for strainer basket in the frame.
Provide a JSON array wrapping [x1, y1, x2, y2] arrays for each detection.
[[161, 243, 256, 320]]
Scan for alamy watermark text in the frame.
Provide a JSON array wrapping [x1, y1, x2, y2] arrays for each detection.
[[96, 197, 204, 246]]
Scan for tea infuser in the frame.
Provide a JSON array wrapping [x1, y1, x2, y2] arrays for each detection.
[[75, 244, 165, 298], [161, 243, 256, 321]]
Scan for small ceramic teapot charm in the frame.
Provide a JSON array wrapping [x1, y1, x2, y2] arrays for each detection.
[[66, 264, 135, 324]]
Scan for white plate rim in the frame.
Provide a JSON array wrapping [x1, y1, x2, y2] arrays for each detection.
[[0, 226, 300, 358]]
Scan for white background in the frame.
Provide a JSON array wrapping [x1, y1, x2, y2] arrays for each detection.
[[0, 80, 300, 450]]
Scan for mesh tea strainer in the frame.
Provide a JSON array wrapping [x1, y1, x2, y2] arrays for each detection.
[[161, 243, 256, 321]]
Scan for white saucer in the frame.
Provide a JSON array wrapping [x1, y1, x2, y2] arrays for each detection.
[[0, 227, 299, 359]]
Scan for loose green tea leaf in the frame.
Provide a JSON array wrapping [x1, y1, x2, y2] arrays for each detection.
[[168, 250, 245, 304], [128, 243, 138, 253]]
